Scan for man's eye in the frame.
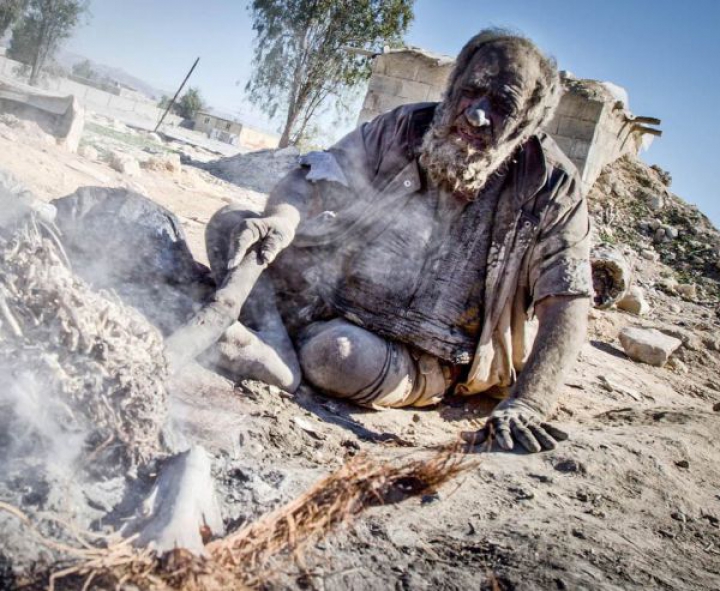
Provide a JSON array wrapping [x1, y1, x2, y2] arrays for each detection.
[[462, 87, 485, 98]]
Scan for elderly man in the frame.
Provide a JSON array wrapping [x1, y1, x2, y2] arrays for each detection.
[[199, 30, 591, 453]]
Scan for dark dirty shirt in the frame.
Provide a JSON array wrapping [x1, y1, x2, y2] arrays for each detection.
[[271, 102, 592, 383]]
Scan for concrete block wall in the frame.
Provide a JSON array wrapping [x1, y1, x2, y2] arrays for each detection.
[[544, 91, 606, 190], [358, 50, 453, 124], [0, 57, 181, 128]]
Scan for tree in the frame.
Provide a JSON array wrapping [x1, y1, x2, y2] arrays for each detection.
[[71, 58, 97, 80], [175, 87, 206, 120], [0, 0, 29, 38], [246, 0, 414, 148], [8, 0, 89, 86], [158, 88, 206, 120]]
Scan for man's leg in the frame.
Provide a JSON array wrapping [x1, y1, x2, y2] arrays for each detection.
[[297, 318, 450, 408], [203, 205, 301, 391]]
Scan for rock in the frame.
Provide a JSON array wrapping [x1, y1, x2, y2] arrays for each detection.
[[78, 145, 98, 160], [664, 226, 679, 239], [676, 283, 697, 300], [617, 285, 650, 315], [640, 248, 659, 262], [703, 337, 720, 352], [668, 303, 681, 314], [110, 119, 130, 133], [675, 459, 690, 469], [619, 327, 682, 367], [657, 277, 678, 294], [292, 416, 326, 440], [553, 458, 586, 474], [109, 151, 141, 176], [713, 402, 720, 412], [660, 327, 703, 351], [147, 132, 163, 143], [143, 153, 182, 174], [591, 245, 632, 309], [666, 357, 688, 374], [645, 193, 664, 211]]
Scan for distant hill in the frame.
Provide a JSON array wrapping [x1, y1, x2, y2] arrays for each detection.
[[55, 50, 170, 101]]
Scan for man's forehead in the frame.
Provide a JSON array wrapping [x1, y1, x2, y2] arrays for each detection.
[[462, 43, 540, 89]]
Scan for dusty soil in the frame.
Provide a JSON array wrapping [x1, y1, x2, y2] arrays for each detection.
[[2, 116, 720, 590]]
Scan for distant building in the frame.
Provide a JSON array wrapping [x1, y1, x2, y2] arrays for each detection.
[[193, 109, 279, 150], [358, 47, 661, 193]]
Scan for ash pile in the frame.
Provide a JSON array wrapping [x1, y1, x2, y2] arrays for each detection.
[[0, 172, 221, 582]]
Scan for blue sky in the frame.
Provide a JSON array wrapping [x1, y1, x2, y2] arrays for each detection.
[[66, 0, 720, 225]]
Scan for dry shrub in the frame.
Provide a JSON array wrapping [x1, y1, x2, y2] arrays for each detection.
[[41, 447, 472, 590], [0, 214, 168, 470]]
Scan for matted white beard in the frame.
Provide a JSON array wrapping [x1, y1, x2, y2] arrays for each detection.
[[419, 110, 527, 198]]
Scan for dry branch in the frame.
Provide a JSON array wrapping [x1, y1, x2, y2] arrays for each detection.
[[41, 447, 472, 590]]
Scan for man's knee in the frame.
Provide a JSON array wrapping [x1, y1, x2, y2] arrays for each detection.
[[298, 319, 447, 408], [298, 319, 393, 401]]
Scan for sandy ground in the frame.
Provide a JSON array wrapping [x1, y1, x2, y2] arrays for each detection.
[[2, 117, 720, 590]]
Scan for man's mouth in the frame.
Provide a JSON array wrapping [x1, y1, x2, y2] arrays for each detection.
[[454, 126, 491, 150]]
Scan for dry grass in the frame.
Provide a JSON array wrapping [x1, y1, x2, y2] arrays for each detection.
[[24, 446, 472, 590]]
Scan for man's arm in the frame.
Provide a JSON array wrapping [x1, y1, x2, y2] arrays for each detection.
[[463, 294, 589, 452], [228, 168, 312, 268]]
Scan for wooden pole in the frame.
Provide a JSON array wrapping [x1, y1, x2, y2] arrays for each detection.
[[154, 57, 200, 133]]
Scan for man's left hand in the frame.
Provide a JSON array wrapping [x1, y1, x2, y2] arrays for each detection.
[[461, 398, 568, 453]]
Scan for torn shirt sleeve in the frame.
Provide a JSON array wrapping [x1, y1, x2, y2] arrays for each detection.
[[299, 152, 349, 187], [528, 172, 593, 305]]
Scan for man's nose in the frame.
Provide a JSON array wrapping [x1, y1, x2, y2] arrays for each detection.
[[464, 97, 491, 128]]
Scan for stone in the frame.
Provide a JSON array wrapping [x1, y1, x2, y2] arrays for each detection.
[[702, 337, 720, 352], [617, 285, 650, 315], [660, 327, 703, 351], [664, 226, 679, 239], [640, 249, 659, 262], [109, 151, 141, 176], [657, 277, 678, 294], [144, 153, 182, 174], [676, 283, 697, 300], [645, 193, 664, 211], [78, 145, 98, 160], [554, 458, 586, 474], [619, 327, 682, 367], [666, 357, 688, 374]]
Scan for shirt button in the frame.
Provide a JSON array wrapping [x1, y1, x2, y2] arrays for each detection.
[[403, 180, 412, 188]]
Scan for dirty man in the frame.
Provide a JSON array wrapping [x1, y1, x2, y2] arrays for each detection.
[[204, 29, 592, 453]]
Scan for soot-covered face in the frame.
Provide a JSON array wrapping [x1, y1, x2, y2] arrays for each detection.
[[451, 45, 540, 152], [420, 39, 552, 199]]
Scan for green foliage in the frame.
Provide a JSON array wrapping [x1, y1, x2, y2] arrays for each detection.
[[246, 0, 414, 147], [71, 58, 97, 80], [157, 88, 206, 120], [0, 0, 29, 38], [175, 87, 206, 120], [8, 0, 89, 85]]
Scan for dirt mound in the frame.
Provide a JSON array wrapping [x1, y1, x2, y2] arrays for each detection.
[[589, 155, 720, 300], [205, 146, 300, 193]]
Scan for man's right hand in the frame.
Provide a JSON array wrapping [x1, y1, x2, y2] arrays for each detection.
[[228, 215, 296, 269]]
